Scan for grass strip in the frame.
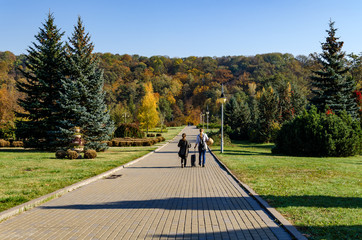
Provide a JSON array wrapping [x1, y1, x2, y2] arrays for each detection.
[[211, 140, 362, 240], [0, 126, 184, 213]]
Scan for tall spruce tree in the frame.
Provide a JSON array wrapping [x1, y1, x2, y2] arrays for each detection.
[[225, 96, 241, 130], [225, 96, 251, 139], [252, 86, 279, 143], [16, 13, 66, 149], [311, 20, 359, 119], [58, 17, 114, 151]]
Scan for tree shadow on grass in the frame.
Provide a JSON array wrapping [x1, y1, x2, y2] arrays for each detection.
[[110, 149, 152, 153], [261, 195, 362, 208], [0, 148, 48, 153], [296, 225, 361, 240], [231, 140, 274, 149], [242, 144, 274, 149], [223, 149, 272, 156]]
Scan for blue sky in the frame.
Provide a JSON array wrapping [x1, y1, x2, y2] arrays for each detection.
[[1, 0, 362, 57]]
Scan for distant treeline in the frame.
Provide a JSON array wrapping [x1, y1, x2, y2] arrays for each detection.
[[1, 50, 361, 131]]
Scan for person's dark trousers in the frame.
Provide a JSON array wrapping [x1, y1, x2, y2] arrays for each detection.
[[198, 149, 206, 166], [181, 157, 187, 167]]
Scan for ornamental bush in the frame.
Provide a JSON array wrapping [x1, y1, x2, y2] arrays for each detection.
[[272, 107, 362, 157], [114, 123, 144, 138], [143, 140, 153, 146], [84, 149, 97, 159], [55, 150, 67, 159], [66, 149, 79, 159], [112, 140, 119, 147], [11, 141, 24, 147], [0, 139, 11, 147], [0, 124, 16, 140], [134, 141, 143, 146]]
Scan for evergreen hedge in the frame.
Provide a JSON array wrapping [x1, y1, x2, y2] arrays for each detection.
[[0, 139, 10, 147], [11, 141, 23, 147], [114, 123, 144, 138], [196, 123, 221, 129], [106, 136, 165, 147], [272, 107, 362, 157]]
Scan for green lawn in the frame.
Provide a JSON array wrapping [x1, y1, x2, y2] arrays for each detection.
[[211, 140, 362, 240], [0, 126, 184, 213], [156, 126, 185, 141]]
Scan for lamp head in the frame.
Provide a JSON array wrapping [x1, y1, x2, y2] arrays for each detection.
[[219, 84, 227, 103]]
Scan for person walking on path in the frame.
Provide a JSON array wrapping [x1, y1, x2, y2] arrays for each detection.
[[178, 133, 191, 168], [194, 128, 209, 167]]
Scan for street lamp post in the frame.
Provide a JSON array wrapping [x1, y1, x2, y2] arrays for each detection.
[[219, 84, 227, 153], [202, 113, 205, 129], [200, 113, 202, 127], [206, 106, 209, 131], [123, 112, 129, 124]]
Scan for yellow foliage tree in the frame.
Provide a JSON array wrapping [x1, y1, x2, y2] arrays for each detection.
[[138, 82, 159, 133], [0, 85, 16, 125], [166, 91, 176, 105], [185, 107, 201, 125]]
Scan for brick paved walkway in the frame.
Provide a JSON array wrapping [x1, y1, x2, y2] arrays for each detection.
[[0, 126, 292, 239]]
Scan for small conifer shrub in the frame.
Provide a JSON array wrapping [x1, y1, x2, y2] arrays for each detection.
[[0, 139, 11, 147], [11, 141, 24, 147], [66, 149, 79, 159], [84, 149, 97, 159], [55, 150, 67, 159]]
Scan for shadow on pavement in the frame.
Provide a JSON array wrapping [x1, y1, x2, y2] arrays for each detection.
[[153, 227, 291, 240], [40, 196, 262, 211], [154, 151, 179, 154]]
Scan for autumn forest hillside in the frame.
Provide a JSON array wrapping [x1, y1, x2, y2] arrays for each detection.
[[1, 50, 361, 135]]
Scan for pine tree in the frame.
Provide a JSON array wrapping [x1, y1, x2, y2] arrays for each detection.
[[138, 82, 159, 134], [225, 96, 251, 140], [248, 82, 259, 124], [276, 82, 294, 122], [16, 13, 66, 149], [225, 96, 241, 130], [311, 20, 359, 119], [58, 17, 114, 151], [251, 87, 279, 143], [239, 100, 251, 138]]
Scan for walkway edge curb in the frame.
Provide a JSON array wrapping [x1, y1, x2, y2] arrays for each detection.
[[208, 148, 307, 240], [0, 128, 184, 223]]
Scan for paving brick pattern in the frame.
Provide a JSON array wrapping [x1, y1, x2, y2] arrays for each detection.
[[0, 126, 291, 239]]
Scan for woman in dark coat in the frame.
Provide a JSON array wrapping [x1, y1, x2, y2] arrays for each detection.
[[178, 133, 191, 168]]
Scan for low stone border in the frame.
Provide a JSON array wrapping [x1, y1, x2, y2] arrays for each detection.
[[0, 129, 183, 223], [208, 148, 307, 240]]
